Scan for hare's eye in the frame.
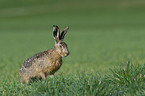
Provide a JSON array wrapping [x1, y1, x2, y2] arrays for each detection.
[[59, 45, 62, 48]]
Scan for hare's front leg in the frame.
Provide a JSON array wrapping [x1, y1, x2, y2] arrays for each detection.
[[50, 74, 54, 79], [40, 72, 45, 80]]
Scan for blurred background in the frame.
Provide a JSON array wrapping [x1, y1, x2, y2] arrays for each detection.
[[0, 0, 145, 80]]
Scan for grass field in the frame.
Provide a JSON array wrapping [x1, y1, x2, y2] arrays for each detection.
[[0, 0, 145, 95]]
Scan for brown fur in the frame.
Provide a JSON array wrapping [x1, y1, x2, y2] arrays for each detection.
[[19, 49, 62, 84], [19, 25, 69, 84]]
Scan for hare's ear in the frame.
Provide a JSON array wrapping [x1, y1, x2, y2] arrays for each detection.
[[53, 25, 60, 43], [60, 26, 69, 40]]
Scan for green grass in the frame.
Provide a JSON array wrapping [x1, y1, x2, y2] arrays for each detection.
[[0, 62, 145, 95], [0, 0, 145, 95]]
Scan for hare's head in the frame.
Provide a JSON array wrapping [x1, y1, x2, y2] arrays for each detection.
[[53, 25, 69, 57]]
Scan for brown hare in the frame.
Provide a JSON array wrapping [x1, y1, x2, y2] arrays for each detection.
[[19, 25, 69, 84]]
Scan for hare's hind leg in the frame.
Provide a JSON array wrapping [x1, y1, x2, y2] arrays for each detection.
[[20, 78, 30, 84], [19, 75, 30, 84], [25, 79, 30, 84]]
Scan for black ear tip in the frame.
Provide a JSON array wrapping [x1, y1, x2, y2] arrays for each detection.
[[53, 25, 59, 28]]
